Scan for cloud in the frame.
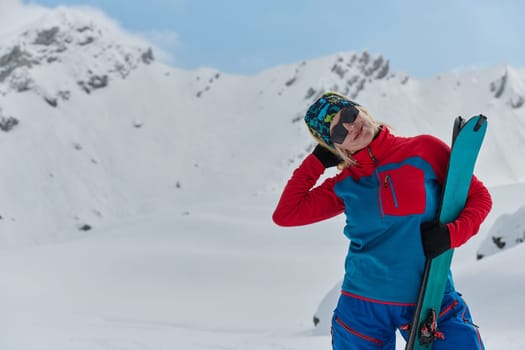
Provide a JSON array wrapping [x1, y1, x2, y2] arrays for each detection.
[[0, 0, 49, 34], [138, 30, 179, 65]]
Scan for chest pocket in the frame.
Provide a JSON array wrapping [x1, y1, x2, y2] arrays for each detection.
[[377, 165, 426, 216]]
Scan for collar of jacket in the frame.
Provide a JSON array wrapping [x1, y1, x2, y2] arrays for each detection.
[[351, 126, 395, 172]]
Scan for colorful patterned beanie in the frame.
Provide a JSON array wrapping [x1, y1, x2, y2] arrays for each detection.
[[304, 92, 359, 149]]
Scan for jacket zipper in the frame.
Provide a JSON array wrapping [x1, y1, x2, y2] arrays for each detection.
[[367, 146, 378, 163], [384, 175, 399, 208], [375, 171, 385, 218], [369, 147, 385, 218]]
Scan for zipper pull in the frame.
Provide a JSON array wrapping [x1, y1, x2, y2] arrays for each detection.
[[367, 146, 378, 163], [384, 175, 390, 188]]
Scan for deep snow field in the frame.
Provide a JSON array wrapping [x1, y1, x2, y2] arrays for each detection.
[[1, 181, 524, 350]]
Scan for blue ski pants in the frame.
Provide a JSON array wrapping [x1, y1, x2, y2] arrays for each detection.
[[331, 291, 484, 350]]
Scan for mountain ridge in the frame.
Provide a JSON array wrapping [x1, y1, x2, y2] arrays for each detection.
[[0, 6, 153, 106], [0, 7, 523, 254]]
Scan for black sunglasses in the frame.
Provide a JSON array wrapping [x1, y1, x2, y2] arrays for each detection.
[[330, 105, 359, 144]]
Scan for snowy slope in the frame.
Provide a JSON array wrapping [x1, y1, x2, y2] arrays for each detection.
[[1, 193, 524, 350], [478, 185, 525, 259], [0, 5, 524, 350]]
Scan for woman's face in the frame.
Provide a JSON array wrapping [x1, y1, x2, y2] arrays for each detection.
[[329, 108, 376, 154]]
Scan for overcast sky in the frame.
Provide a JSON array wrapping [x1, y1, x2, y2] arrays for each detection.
[[6, 0, 525, 77]]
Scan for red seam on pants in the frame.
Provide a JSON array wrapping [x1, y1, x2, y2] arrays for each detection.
[[335, 316, 382, 347], [439, 300, 459, 318]]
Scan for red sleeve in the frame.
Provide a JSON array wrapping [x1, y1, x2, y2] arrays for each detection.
[[419, 135, 492, 248], [272, 154, 345, 227], [446, 175, 492, 248]]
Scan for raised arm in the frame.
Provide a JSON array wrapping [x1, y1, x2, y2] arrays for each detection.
[[272, 153, 345, 227]]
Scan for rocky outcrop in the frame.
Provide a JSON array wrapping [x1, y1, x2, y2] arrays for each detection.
[[0, 9, 154, 105], [0, 108, 19, 132], [490, 67, 525, 109], [304, 51, 393, 102]]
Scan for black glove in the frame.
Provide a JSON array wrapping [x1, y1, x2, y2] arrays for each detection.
[[312, 144, 342, 168], [420, 221, 451, 259]]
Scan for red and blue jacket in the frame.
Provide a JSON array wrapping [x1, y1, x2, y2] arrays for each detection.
[[273, 127, 492, 304]]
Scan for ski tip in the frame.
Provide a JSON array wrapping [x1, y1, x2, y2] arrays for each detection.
[[452, 116, 466, 143], [474, 115, 488, 132]]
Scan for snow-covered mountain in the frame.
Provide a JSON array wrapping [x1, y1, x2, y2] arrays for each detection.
[[1, 7, 524, 252], [0, 7, 153, 102], [1, 5, 524, 252], [1, 5, 525, 350]]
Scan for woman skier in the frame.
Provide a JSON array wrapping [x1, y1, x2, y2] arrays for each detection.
[[273, 92, 492, 349]]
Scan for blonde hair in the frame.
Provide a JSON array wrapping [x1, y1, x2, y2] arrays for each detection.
[[309, 105, 384, 169]]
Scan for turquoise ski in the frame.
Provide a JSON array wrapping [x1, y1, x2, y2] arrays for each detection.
[[405, 115, 488, 350]]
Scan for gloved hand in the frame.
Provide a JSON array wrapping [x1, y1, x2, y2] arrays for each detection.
[[312, 144, 342, 168], [420, 221, 451, 259]]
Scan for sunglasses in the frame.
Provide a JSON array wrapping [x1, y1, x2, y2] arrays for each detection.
[[330, 105, 359, 144]]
